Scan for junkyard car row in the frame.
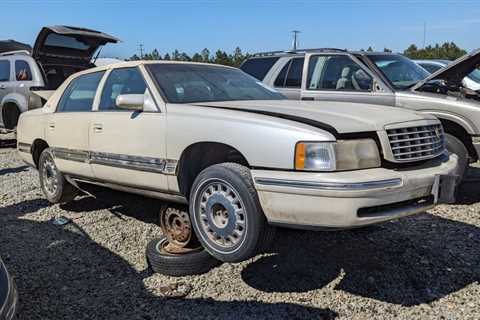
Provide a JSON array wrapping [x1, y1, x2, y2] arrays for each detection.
[[1, 24, 479, 319]]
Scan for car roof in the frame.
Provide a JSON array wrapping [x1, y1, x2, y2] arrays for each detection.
[[250, 48, 402, 58], [72, 60, 238, 76]]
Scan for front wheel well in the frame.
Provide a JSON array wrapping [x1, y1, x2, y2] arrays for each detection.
[[176, 142, 250, 198], [439, 118, 477, 161], [31, 139, 49, 168]]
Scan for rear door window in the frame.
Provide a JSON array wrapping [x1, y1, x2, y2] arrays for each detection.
[[274, 58, 304, 88], [240, 57, 279, 80], [284, 58, 304, 88], [57, 71, 105, 112], [15, 60, 32, 81], [0, 60, 10, 82]]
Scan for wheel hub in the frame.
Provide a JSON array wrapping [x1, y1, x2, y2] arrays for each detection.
[[160, 207, 193, 248], [42, 157, 58, 195], [198, 181, 246, 248]]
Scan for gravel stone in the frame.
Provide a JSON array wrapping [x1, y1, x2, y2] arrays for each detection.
[[0, 146, 479, 319]]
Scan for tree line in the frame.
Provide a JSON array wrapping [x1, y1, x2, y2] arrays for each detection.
[[128, 41, 468, 65]]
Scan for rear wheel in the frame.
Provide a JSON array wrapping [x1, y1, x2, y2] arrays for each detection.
[[189, 163, 275, 263], [2, 103, 20, 130], [445, 133, 469, 180], [38, 148, 78, 203]]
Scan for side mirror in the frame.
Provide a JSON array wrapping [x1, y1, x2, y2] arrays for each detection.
[[115, 94, 144, 111]]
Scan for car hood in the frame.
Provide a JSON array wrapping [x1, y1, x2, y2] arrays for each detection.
[[194, 100, 436, 134], [412, 49, 480, 91], [32, 25, 120, 67]]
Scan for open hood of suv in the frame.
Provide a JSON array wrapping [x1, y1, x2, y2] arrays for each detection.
[[412, 49, 480, 91], [32, 25, 120, 67]]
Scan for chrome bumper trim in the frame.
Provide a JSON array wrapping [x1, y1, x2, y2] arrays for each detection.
[[254, 177, 403, 190]]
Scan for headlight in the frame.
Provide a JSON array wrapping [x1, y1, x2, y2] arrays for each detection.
[[295, 139, 380, 171]]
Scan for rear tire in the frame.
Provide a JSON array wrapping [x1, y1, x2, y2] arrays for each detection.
[[38, 148, 78, 204], [2, 104, 20, 130], [146, 237, 220, 276], [189, 163, 275, 263], [445, 133, 469, 180]]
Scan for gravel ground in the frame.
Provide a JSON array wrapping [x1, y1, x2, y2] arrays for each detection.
[[1, 146, 479, 320]]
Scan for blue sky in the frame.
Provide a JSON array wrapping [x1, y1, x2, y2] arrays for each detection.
[[2, 0, 479, 59]]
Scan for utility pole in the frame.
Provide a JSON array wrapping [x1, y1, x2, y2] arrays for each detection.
[[292, 30, 300, 51], [422, 22, 426, 49], [139, 44, 144, 59]]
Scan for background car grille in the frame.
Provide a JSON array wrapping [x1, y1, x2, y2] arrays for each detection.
[[387, 124, 445, 162]]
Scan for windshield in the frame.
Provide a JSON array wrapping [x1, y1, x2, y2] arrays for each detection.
[[147, 63, 285, 103], [367, 54, 430, 90], [468, 68, 480, 84]]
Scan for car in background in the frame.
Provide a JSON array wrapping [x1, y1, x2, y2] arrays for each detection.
[[240, 48, 480, 178], [0, 25, 119, 130], [0, 257, 17, 320], [17, 61, 458, 264], [414, 59, 480, 91]]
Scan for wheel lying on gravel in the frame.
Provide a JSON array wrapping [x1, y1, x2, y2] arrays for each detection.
[[38, 148, 78, 204], [189, 162, 276, 263], [146, 236, 221, 276]]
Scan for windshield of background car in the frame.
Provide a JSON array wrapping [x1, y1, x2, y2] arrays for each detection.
[[367, 54, 430, 90], [147, 63, 286, 103], [468, 68, 480, 84]]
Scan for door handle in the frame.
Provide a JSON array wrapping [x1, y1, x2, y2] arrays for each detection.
[[93, 123, 103, 133], [48, 122, 55, 130], [0, 85, 5, 89], [301, 97, 314, 101]]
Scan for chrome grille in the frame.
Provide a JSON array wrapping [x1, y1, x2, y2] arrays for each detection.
[[387, 124, 445, 162]]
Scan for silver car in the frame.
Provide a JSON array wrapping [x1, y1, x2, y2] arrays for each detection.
[[241, 49, 480, 178]]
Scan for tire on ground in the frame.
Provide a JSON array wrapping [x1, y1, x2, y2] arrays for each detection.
[[146, 236, 221, 276], [445, 133, 469, 181], [38, 148, 78, 203], [189, 162, 275, 263]]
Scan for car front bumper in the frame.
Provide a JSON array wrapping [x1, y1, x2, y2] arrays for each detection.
[[252, 153, 458, 229], [473, 136, 480, 160]]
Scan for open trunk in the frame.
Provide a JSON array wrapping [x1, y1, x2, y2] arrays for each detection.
[[33, 25, 119, 90]]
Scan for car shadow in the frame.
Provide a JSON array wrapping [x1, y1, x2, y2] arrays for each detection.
[[0, 202, 337, 320], [456, 166, 480, 205], [241, 213, 480, 306], [52, 185, 480, 307]]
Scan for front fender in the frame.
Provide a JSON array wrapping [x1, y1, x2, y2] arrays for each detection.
[[166, 104, 335, 170], [421, 110, 477, 135]]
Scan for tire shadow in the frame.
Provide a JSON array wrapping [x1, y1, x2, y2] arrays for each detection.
[[241, 214, 480, 306]]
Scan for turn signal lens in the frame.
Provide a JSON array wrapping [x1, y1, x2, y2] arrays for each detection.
[[295, 142, 336, 171]]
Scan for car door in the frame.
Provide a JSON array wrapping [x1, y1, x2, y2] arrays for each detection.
[[45, 71, 105, 178], [88, 66, 169, 191], [300, 53, 395, 106], [272, 57, 304, 99]]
